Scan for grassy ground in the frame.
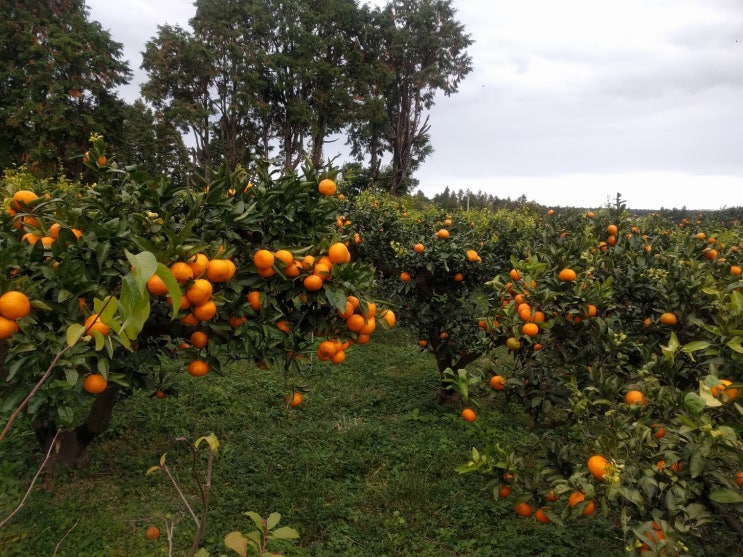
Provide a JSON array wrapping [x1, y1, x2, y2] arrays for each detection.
[[0, 329, 626, 557]]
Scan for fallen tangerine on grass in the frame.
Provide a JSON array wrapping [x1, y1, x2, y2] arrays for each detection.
[[285, 391, 303, 407], [145, 526, 161, 540]]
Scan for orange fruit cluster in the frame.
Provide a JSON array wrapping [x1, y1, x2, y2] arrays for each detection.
[[0, 290, 31, 340]]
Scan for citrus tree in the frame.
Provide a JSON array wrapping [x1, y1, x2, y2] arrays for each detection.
[[0, 135, 393, 465], [454, 201, 743, 555], [345, 188, 538, 399]]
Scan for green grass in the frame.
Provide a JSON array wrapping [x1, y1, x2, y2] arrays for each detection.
[[0, 329, 625, 557]]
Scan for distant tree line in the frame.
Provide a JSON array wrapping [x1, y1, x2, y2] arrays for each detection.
[[1, 0, 472, 195]]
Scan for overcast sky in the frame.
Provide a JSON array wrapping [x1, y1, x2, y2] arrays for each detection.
[[86, 0, 743, 210]]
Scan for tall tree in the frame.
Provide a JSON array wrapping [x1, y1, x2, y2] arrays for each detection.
[[0, 0, 131, 176], [377, 0, 472, 195], [141, 24, 214, 183]]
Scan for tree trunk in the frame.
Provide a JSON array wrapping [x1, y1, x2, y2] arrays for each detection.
[[33, 384, 120, 469]]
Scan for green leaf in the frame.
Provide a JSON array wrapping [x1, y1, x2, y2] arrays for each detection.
[[125, 250, 158, 293], [244, 511, 265, 532], [726, 336, 743, 354], [195, 433, 219, 453], [684, 391, 708, 414], [689, 450, 705, 479], [680, 340, 711, 361], [64, 367, 78, 386], [223, 531, 248, 557], [266, 512, 281, 530], [709, 489, 743, 504], [145, 465, 161, 476], [66, 323, 85, 346], [270, 526, 299, 540], [155, 262, 182, 319]]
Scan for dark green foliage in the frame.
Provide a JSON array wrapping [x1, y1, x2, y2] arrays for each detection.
[[0, 0, 131, 176]]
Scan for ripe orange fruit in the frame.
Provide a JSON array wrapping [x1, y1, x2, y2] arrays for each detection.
[[229, 315, 247, 328], [12, 189, 38, 211], [414, 243, 425, 253], [328, 242, 350, 264], [521, 322, 539, 337], [587, 454, 610, 481], [356, 333, 370, 344], [710, 379, 738, 403], [659, 312, 677, 326], [652, 423, 666, 440], [581, 500, 596, 516], [330, 349, 346, 364], [0, 316, 20, 339], [145, 526, 161, 540], [0, 291, 31, 320], [490, 375, 506, 391], [169, 261, 194, 284], [273, 249, 294, 267], [190, 331, 208, 349], [206, 259, 235, 282], [346, 314, 366, 333], [275, 320, 290, 334], [247, 291, 262, 311], [146, 274, 169, 296], [318, 178, 336, 196], [466, 249, 481, 262], [21, 232, 40, 244], [303, 274, 323, 291], [585, 304, 597, 317], [607, 224, 618, 235], [84, 313, 110, 336], [731, 265, 742, 276], [558, 268, 577, 282], [436, 228, 449, 239], [418, 339, 428, 347], [544, 490, 559, 502], [83, 374, 107, 394], [186, 279, 213, 305], [514, 502, 533, 517], [381, 309, 396, 328], [454, 272, 464, 282], [625, 390, 647, 406], [461, 407, 477, 422], [187, 359, 209, 377], [285, 391, 303, 407], [317, 340, 337, 361], [253, 249, 275, 269], [188, 253, 209, 277], [400, 271, 411, 282], [535, 508, 551, 524], [499, 484, 511, 498], [735, 471, 743, 487]]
